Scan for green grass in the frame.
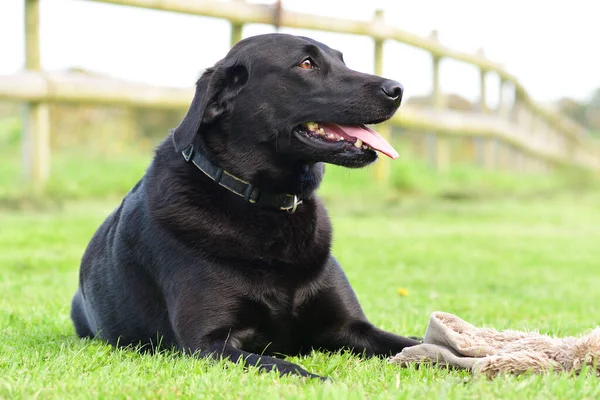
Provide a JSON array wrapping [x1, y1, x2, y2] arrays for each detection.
[[2, 189, 600, 398]]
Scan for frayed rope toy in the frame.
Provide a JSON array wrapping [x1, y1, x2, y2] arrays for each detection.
[[389, 312, 600, 378]]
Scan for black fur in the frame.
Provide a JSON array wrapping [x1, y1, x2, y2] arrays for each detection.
[[71, 33, 417, 380]]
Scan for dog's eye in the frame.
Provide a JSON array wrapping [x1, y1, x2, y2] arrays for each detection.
[[299, 58, 315, 69]]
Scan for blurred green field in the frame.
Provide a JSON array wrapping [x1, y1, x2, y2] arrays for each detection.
[[2, 117, 600, 398]]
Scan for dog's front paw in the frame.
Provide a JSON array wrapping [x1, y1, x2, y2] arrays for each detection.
[[310, 373, 331, 382]]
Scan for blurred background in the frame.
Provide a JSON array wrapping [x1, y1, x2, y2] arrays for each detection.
[[1, 0, 600, 206]]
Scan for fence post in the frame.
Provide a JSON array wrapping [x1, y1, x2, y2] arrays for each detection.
[[230, 23, 243, 46], [495, 77, 509, 170], [428, 30, 450, 172], [510, 88, 524, 172], [373, 9, 391, 182], [23, 0, 50, 193], [497, 77, 506, 118], [228, 0, 247, 46], [230, 12, 243, 45], [476, 49, 496, 170], [477, 51, 488, 114]]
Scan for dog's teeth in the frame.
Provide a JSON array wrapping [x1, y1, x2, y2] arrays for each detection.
[[327, 133, 335, 140], [354, 138, 363, 148], [362, 145, 368, 150], [305, 122, 319, 131], [317, 128, 325, 136], [337, 136, 344, 141]]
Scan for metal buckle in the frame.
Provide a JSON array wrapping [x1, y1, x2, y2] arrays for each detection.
[[182, 145, 194, 162], [280, 195, 302, 214]]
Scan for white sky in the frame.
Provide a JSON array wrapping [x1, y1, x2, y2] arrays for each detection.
[[0, 0, 598, 106]]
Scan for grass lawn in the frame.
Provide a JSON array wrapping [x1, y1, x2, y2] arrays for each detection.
[[2, 183, 600, 398]]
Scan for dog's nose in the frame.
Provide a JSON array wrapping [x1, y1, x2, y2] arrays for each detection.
[[381, 80, 403, 104]]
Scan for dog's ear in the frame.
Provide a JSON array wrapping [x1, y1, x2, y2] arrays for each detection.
[[172, 62, 249, 152]]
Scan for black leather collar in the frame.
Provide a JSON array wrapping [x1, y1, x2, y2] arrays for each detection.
[[181, 144, 303, 214]]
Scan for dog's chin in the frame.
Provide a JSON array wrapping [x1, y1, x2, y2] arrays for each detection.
[[292, 129, 378, 168]]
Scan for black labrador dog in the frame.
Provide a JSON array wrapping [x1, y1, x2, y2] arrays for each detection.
[[71, 33, 419, 380]]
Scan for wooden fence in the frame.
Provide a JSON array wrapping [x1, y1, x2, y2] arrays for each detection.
[[1, 0, 599, 192]]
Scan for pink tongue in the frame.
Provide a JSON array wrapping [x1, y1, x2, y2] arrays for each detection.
[[320, 123, 399, 159]]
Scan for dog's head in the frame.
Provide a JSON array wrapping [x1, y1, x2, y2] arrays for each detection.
[[172, 33, 402, 178]]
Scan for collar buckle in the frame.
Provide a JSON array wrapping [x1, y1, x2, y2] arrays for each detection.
[[280, 195, 303, 214], [182, 145, 194, 162]]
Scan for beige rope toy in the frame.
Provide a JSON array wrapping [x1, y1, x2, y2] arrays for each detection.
[[390, 311, 600, 378]]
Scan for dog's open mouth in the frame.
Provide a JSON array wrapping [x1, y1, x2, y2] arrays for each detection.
[[293, 122, 399, 159]]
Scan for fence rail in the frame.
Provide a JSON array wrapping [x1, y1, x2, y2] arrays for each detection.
[[1, 71, 597, 171], [2, 0, 599, 192]]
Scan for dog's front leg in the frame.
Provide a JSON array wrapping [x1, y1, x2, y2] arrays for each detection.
[[195, 342, 325, 380], [333, 320, 421, 357], [167, 286, 325, 380], [304, 256, 421, 358]]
